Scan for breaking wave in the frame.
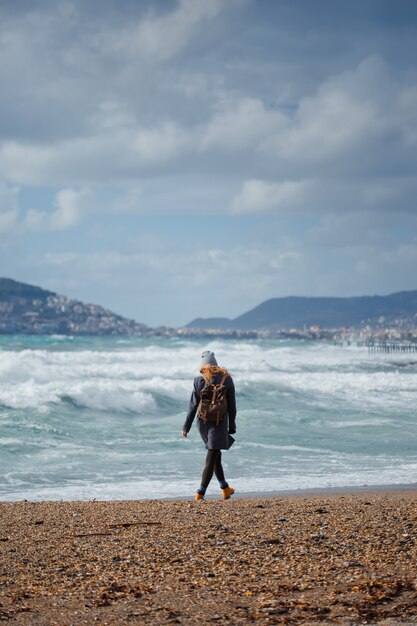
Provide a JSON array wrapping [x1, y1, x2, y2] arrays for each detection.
[[1, 335, 416, 500]]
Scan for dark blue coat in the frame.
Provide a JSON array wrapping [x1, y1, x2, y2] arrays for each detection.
[[183, 372, 237, 450]]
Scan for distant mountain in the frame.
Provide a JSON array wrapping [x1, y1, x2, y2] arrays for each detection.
[[187, 291, 417, 330], [187, 317, 232, 330], [0, 277, 148, 336], [0, 278, 54, 300]]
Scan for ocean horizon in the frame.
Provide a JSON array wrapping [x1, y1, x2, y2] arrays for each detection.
[[1, 335, 416, 501]]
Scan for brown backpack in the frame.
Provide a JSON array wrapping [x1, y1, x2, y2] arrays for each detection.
[[198, 373, 228, 426]]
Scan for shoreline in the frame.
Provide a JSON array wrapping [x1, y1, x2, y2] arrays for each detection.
[[167, 481, 417, 502], [1, 489, 416, 624], [2, 480, 417, 504]]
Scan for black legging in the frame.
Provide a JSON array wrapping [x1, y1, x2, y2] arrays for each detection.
[[201, 450, 225, 489]]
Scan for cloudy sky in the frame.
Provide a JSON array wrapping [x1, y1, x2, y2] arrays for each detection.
[[1, 0, 417, 326]]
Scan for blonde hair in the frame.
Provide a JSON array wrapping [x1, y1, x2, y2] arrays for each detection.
[[200, 364, 229, 383]]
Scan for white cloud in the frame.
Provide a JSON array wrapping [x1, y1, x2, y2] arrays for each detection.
[[0, 183, 19, 233], [25, 187, 92, 231], [231, 175, 417, 216], [107, 185, 143, 214], [352, 241, 417, 295], [133, 0, 229, 61], [24, 208, 48, 231], [231, 179, 311, 213], [201, 97, 286, 151], [285, 62, 378, 158], [49, 188, 91, 230], [21, 217, 417, 325], [0, 142, 56, 186], [133, 122, 192, 163], [260, 56, 415, 167], [306, 211, 417, 249], [397, 83, 417, 145], [1, 2, 417, 327], [31, 237, 308, 324], [1, 50, 415, 214], [0, 121, 195, 185]]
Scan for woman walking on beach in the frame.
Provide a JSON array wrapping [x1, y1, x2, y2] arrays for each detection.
[[182, 351, 237, 501]]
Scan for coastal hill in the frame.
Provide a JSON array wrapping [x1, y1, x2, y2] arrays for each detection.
[[2, 277, 417, 336], [187, 291, 417, 330], [0, 277, 148, 336]]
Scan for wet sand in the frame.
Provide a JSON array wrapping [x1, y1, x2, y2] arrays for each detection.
[[0, 490, 416, 625]]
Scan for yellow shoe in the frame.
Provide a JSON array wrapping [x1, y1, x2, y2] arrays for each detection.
[[221, 486, 234, 500], [195, 492, 204, 501]]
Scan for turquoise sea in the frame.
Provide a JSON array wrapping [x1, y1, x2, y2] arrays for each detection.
[[0, 335, 416, 500]]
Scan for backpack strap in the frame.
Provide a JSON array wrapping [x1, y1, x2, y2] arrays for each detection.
[[215, 374, 228, 425], [220, 373, 228, 386], [210, 374, 228, 403]]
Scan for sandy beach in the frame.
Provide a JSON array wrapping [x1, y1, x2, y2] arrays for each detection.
[[0, 490, 416, 625]]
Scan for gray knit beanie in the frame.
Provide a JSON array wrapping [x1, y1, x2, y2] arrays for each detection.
[[200, 350, 218, 367]]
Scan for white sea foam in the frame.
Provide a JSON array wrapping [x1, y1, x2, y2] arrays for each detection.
[[244, 442, 330, 454], [1, 336, 417, 500], [1, 341, 415, 413], [3, 468, 417, 502], [0, 347, 193, 411]]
